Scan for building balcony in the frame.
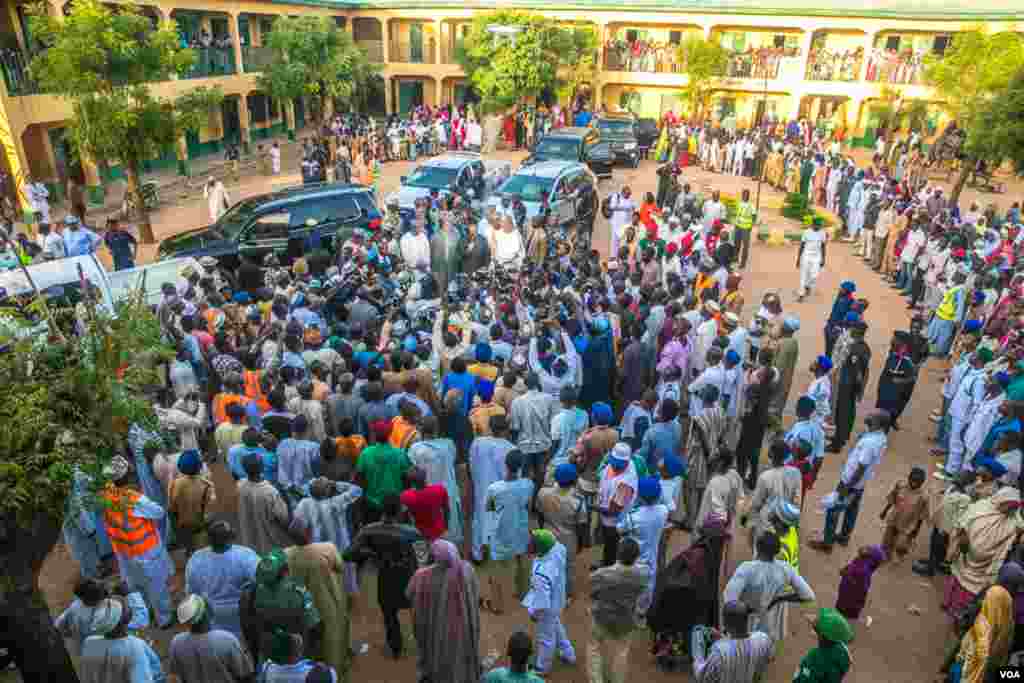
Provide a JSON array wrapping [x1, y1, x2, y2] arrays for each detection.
[[865, 51, 926, 85], [356, 40, 384, 63], [242, 46, 275, 73], [389, 41, 435, 64], [805, 48, 863, 82], [184, 47, 236, 79], [602, 43, 684, 74], [723, 47, 803, 81]]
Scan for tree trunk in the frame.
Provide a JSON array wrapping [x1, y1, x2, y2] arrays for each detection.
[[0, 512, 80, 683], [950, 158, 972, 204], [124, 162, 155, 244]]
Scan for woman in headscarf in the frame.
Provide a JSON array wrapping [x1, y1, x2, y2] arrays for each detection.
[[793, 607, 854, 683], [999, 561, 1024, 653], [953, 585, 1015, 683], [406, 539, 481, 683], [580, 317, 616, 410], [647, 516, 730, 671], [945, 487, 1024, 621]]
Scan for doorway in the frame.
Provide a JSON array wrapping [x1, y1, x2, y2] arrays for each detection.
[[221, 97, 240, 147], [410, 23, 424, 63], [397, 80, 424, 114]]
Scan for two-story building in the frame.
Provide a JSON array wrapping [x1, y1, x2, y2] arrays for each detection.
[[0, 0, 1019, 209]]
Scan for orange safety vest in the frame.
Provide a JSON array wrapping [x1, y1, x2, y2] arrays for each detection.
[[103, 488, 160, 558], [244, 370, 271, 413], [212, 392, 247, 425], [389, 417, 419, 450]]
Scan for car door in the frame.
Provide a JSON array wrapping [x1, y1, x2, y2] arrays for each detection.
[[549, 172, 577, 225], [291, 195, 362, 254], [238, 209, 291, 263], [584, 141, 614, 179]]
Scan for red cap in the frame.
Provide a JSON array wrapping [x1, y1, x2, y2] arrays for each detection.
[[666, 242, 679, 255]]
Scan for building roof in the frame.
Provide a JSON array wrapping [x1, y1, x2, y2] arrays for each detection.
[[304, 0, 1022, 20]]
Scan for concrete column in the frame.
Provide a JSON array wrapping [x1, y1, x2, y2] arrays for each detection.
[[860, 31, 876, 82], [433, 19, 442, 64], [798, 30, 814, 81], [434, 77, 442, 107], [703, 25, 713, 41], [238, 95, 252, 153], [228, 13, 244, 74], [382, 18, 390, 65], [384, 76, 394, 115], [175, 134, 190, 177], [285, 99, 296, 140]]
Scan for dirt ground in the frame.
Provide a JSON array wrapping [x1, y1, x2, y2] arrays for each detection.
[[19, 145, 1024, 682]]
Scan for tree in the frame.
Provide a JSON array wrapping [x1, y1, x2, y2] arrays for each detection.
[[974, 67, 1024, 177], [923, 28, 1024, 200], [454, 11, 597, 111], [676, 35, 729, 122], [257, 16, 381, 129], [0, 260, 171, 682], [29, 0, 223, 243]]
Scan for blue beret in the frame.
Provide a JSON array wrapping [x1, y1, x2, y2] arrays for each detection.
[[797, 395, 816, 417], [840, 281, 856, 292], [232, 292, 251, 305], [662, 454, 685, 477], [817, 355, 833, 372], [178, 449, 202, 475], [402, 335, 418, 352], [964, 320, 983, 333], [725, 349, 741, 364], [973, 291, 986, 305], [595, 316, 610, 333], [995, 371, 1012, 389], [591, 402, 614, 426], [554, 463, 578, 485], [783, 316, 801, 331], [638, 476, 662, 501], [475, 343, 493, 363]]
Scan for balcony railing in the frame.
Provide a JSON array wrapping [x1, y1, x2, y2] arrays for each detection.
[[242, 45, 276, 73], [865, 50, 925, 85], [356, 40, 384, 63], [441, 41, 461, 64], [0, 48, 40, 95], [184, 47, 236, 79], [724, 47, 801, 80], [389, 41, 435, 64], [805, 47, 863, 82], [603, 43, 683, 74]]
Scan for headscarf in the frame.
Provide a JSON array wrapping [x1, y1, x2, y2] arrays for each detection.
[[268, 628, 300, 664], [532, 529, 557, 555], [963, 585, 1015, 678], [104, 455, 130, 482], [638, 476, 662, 502], [814, 607, 854, 644]]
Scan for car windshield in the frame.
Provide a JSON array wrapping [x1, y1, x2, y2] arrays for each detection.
[[211, 198, 262, 239], [597, 119, 634, 135], [404, 165, 457, 190], [498, 175, 554, 203], [534, 138, 580, 159]]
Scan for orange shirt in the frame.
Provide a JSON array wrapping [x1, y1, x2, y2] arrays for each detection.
[[212, 392, 247, 425]]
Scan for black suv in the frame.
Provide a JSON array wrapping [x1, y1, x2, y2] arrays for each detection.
[[523, 127, 614, 179], [157, 183, 382, 268], [592, 113, 641, 168]]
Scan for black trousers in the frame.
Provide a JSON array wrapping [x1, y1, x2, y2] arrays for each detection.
[[734, 228, 752, 268], [601, 524, 620, 567], [927, 527, 950, 570], [382, 606, 403, 657]]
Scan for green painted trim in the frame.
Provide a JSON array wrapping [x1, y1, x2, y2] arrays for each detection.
[[86, 185, 105, 205], [268, 0, 1024, 21]]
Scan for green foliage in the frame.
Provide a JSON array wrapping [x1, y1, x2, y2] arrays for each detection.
[[0, 279, 171, 527], [257, 16, 381, 123], [28, 0, 222, 241], [454, 11, 597, 110], [781, 192, 810, 221], [676, 35, 729, 119], [975, 67, 1024, 177], [924, 29, 1024, 125]]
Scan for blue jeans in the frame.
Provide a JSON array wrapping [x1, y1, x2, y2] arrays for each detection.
[[824, 488, 864, 545], [896, 261, 912, 291]]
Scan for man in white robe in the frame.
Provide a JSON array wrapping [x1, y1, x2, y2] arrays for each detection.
[[184, 521, 261, 638]]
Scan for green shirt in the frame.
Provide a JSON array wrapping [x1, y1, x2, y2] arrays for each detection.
[[357, 444, 412, 508], [483, 668, 545, 683], [638, 238, 666, 259], [1008, 375, 1024, 402]]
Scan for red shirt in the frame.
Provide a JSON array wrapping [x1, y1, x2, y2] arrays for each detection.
[[400, 484, 449, 540]]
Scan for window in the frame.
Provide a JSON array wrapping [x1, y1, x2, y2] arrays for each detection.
[[248, 211, 291, 238], [933, 35, 951, 55], [669, 31, 682, 45], [773, 34, 786, 48], [295, 197, 360, 225], [351, 191, 377, 213], [497, 175, 554, 203], [885, 35, 901, 51], [248, 95, 268, 124]]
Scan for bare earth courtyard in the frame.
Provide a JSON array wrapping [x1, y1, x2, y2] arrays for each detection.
[[16, 143, 1024, 683]]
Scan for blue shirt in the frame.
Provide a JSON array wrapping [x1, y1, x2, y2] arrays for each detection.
[[785, 419, 827, 464], [486, 478, 535, 561], [574, 111, 592, 127], [441, 371, 477, 416], [227, 444, 275, 481], [63, 227, 101, 257]]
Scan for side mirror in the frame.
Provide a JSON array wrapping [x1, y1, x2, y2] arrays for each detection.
[[400, 176, 408, 184]]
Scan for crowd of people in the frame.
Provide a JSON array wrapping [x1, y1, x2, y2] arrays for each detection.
[[3, 96, 1022, 683]]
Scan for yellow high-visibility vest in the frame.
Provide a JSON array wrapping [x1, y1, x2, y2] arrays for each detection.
[[936, 285, 965, 321]]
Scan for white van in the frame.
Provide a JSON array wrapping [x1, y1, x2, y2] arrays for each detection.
[[107, 257, 206, 309]]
